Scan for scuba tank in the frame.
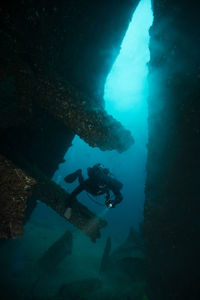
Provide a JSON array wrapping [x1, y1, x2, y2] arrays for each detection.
[[87, 164, 123, 191]]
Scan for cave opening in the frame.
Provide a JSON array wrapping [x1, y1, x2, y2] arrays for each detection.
[[53, 0, 153, 240]]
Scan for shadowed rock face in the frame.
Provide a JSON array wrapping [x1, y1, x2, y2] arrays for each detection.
[[144, 1, 200, 299], [0, 0, 139, 100], [0, 0, 135, 159], [0, 0, 137, 239], [0, 51, 134, 153], [1, 0, 199, 298]]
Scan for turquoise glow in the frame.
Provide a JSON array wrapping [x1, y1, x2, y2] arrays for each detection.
[[104, 0, 153, 112]]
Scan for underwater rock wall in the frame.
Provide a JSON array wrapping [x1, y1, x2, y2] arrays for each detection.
[[0, 0, 138, 239], [144, 1, 200, 299], [0, 0, 139, 101], [0, 0, 136, 156]]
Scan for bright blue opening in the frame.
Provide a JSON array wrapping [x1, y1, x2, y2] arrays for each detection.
[[105, 0, 153, 113], [53, 0, 154, 241]]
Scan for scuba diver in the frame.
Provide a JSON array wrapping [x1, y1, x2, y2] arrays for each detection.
[[63, 163, 123, 219]]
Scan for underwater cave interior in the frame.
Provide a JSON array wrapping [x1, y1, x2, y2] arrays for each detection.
[[0, 0, 155, 299], [53, 0, 153, 240], [1, 0, 200, 299]]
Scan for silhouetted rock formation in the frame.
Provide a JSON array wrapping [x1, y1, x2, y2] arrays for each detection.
[[1, 57, 134, 152], [0, 0, 139, 100], [144, 1, 200, 299], [0, 0, 137, 239]]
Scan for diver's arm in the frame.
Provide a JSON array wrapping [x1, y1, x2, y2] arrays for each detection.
[[105, 190, 123, 208], [112, 191, 123, 207]]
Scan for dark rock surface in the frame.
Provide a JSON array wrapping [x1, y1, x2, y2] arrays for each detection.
[[0, 155, 36, 238], [0, 0, 139, 100], [144, 1, 200, 299], [0, 0, 137, 238], [7, 155, 107, 242], [0, 106, 74, 178]]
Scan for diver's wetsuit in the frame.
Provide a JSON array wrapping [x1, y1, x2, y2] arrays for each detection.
[[65, 165, 123, 208]]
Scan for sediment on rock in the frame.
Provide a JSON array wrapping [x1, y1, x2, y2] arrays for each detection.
[[35, 72, 134, 152], [0, 59, 134, 152], [0, 155, 36, 238]]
